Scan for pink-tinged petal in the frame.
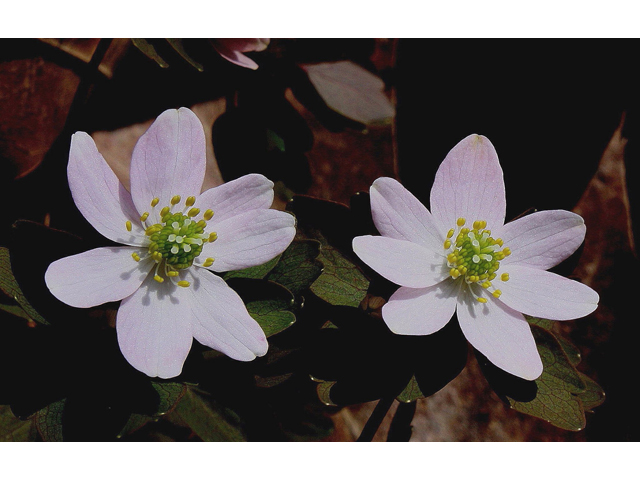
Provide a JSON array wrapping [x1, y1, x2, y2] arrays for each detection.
[[68, 132, 146, 246], [370, 177, 445, 252], [457, 290, 543, 380], [187, 269, 268, 360], [199, 209, 296, 272], [45, 247, 152, 308], [212, 39, 262, 69], [496, 264, 599, 320], [117, 276, 193, 378], [495, 210, 586, 270], [382, 279, 458, 335], [130, 108, 206, 222], [196, 174, 274, 224], [430, 134, 506, 232], [352, 235, 448, 288]]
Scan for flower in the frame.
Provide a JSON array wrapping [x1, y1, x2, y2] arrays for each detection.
[[45, 107, 296, 379], [352, 134, 598, 380], [212, 39, 269, 70]]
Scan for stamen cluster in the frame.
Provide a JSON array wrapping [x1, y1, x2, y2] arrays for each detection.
[[128, 195, 217, 288], [444, 218, 511, 302]]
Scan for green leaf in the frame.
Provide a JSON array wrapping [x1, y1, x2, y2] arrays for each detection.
[[150, 381, 187, 415], [578, 373, 606, 411], [166, 39, 204, 71], [267, 129, 286, 152], [174, 387, 246, 441], [310, 244, 369, 307], [222, 255, 280, 281], [0, 301, 33, 322], [34, 399, 65, 441], [507, 326, 588, 431], [131, 39, 169, 68], [266, 240, 323, 295], [246, 293, 296, 338], [0, 247, 48, 325], [0, 405, 36, 441], [117, 413, 153, 439], [396, 375, 425, 404], [316, 380, 337, 407]]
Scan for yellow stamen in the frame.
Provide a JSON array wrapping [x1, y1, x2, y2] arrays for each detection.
[[153, 275, 164, 283], [446, 229, 454, 239], [444, 239, 452, 249], [170, 195, 181, 205], [188, 207, 200, 218], [457, 217, 466, 227], [160, 206, 171, 218], [125, 220, 132, 232], [208, 232, 218, 242], [185, 196, 196, 207], [177, 281, 190, 288], [477, 297, 487, 304], [492, 290, 502, 298], [131, 253, 140, 262], [202, 258, 215, 268], [151, 198, 160, 207], [204, 209, 214, 221], [140, 212, 149, 222], [167, 271, 179, 277], [501, 273, 510, 282]]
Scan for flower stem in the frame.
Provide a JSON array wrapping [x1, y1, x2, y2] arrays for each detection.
[[356, 396, 395, 442]]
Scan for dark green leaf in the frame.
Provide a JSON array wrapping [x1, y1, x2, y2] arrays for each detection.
[[166, 39, 204, 71], [507, 326, 588, 431], [150, 381, 186, 416], [316, 380, 337, 406], [247, 297, 296, 338], [310, 244, 369, 307], [222, 255, 280, 281], [578, 373, 606, 411], [0, 301, 33, 322], [0, 247, 48, 325], [396, 375, 425, 404], [34, 399, 65, 441], [117, 413, 153, 439], [0, 405, 36, 441], [266, 240, 323, 295], [131, 39, 169, 68], [174, 387, 246, 441]]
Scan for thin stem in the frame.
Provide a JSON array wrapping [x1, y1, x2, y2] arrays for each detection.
[[356, 396, 395, 442]]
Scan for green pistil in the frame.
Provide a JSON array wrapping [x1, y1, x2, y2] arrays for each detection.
[[147, 212, 207, 269]]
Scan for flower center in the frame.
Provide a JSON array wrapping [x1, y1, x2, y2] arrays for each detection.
[[444, 218, 511, 303], [127, 195, 217, 288]]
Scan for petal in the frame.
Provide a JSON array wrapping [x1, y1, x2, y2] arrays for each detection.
[[370, 177, 445, 252], [457, 289, 543, 380], [382, 279, 458, 335], [45, 246, 152, 308], [496, 264, 599, 320], [200, 209, 296, 272], [352, 235, 448, 288], [495, 210, 586, 270], [196, 174, 274, 224], [117, 276, 193, 378], [187, 269, 268, 360], [212, 40, 260, 69], [68, 132, 146, 245], [430, 134, 506, 232], [130, 108, 206, 222]]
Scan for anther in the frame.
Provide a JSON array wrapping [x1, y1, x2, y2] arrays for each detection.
[[167, 271, 179, 277], [140, 212, 149, 222], [501, 273, 510, 282], [457, 218, 466, 227], [177, 281, 190, 288], [185, 196, 196, 207], [188, 207, 200, 217], [131, 252, 140, 262], [204, 209, 214, 220], [202, 258, 215, 268], [447, 229, 454, 239], [170, 195, 181, 206], [444, 240, 452, 249], [208, 232, 218, 242], [125, 220, 132, 232], [153, 275, 164, 283], [151, 198, 160, 207], [492, 290, 502, 298], [160, 206, 171, 218], [477, 297, 488, 304]]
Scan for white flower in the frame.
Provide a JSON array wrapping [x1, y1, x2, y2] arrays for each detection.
[[45, 107, 296, 379], [353, 134, 598, 380]]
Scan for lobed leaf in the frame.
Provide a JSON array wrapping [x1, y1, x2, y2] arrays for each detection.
[[34, 399, 65, 441], [266, 240, 323, 295], [0, 405, 36, 441]]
